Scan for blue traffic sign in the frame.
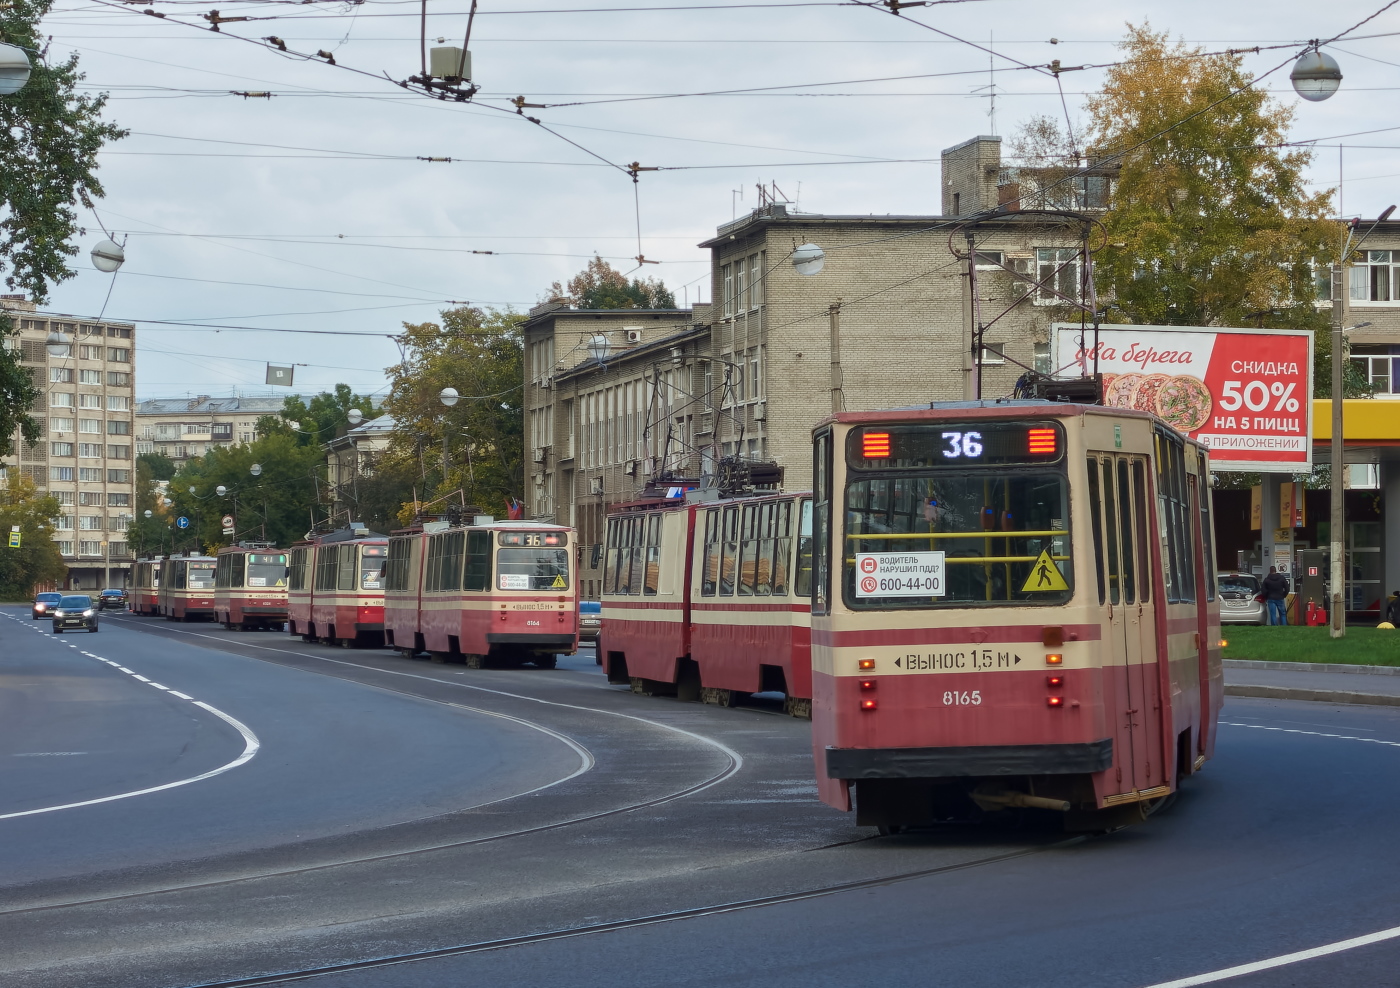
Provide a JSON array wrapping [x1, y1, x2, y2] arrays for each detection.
[[176, 516, 190, 529]]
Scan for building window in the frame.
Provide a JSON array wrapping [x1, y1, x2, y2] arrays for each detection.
[[211, 422, 232, 441], [1350, 251, 1400, 303], [155, 424, 179, 440], [107, 419, 131, 436], [53, 490, 74, 505], [79, 418, 101, 434], [110, 541, 129, 557], [107, 444, 130, 459], [56, 541, 73, 556], [78, 369, 102, 385], [750, 254, 762, 311], [50, 466, 73, 482], [79, 393, 102, 408], [79, 490, 102, 506], [54, 514, 73, 529], [978, 342, 1008, 365], [106, 371, 130, 386], [735, 261, 746, 313], [79, 515, 104, 531], [78, 443, 102, 458], [135, 441, 155, 454], [51, 442, 73, 457], [107, 492, 131, 506], [79, 344, 103, 360], [1350, 346, 1398, 394], [49, 367, 72, 383], [79, 467, 103, 482], [107, 347, 130, 362], [107, 395, 129, 411], [1034, 248, 1081, 305], [50, 392, 72, 408], [106, 326, 132, 339], [79, 540, 102, 556], [722, 264, 733, 318], [50, 416, 73, 433], [107, 469, 130, 483]]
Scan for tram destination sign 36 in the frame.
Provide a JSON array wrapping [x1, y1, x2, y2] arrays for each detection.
[[1052, 323, 1314, 473], [856, 551, 946, 597]]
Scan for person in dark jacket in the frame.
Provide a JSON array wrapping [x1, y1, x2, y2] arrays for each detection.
[[1385, 591, 1400, 627], [1261, 566, 1290, 625]]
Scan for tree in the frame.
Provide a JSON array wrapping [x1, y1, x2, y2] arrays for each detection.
[[383, 306, 524, 521], [0, 1, 125, 458], [549, 255, 676, 309], [266, 384, 383, 448], [0, 471, 65, 596], [137, 451, 177, 481]]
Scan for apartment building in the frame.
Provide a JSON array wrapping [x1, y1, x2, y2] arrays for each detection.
[[135, 394, 291, 462], [0, 296, 137, 589]]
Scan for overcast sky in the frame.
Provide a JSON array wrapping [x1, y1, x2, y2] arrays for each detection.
[[34, 0, 1400, 401]]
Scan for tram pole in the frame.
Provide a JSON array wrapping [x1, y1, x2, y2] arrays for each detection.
[[1329, 259, 1346, 638]]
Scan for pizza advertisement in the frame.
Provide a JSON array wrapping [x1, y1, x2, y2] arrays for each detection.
[[1051, 324, 1314, 473]]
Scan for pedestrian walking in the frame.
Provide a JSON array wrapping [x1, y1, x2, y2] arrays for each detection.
[[1261, 565, 1290, 626]]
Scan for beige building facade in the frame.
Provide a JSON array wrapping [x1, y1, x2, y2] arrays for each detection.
[[135, 394, 291, 463], [0, 296, 138, 589]]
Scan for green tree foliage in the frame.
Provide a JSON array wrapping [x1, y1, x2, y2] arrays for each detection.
[[549, 255, 676, 309], [137, 451, 177, 481], [0, 471, 65, 596], [1012, 25, 1352, 392], [383, 306, 524, 522], [0, 2, 125, 458], [163, 433, 324, 551], [266, 384, 383, 447], [126, 453, 178, 557]]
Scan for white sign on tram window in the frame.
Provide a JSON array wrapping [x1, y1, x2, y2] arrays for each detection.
[[855, 551, 946, 598], [499, 574, 530, 590], [248, 577, 267, 587]]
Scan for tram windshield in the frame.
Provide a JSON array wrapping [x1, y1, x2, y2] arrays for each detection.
[[187, 561, 215, 589], [246, 552, 287, 587], [497, 548, 570, 591], [844, 472, 1071, 608], [360, 545, 386, 589]]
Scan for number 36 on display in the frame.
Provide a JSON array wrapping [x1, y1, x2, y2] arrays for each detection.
[[941, 431, 983, 459]]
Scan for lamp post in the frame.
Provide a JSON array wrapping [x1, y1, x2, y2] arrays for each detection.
[[789, 245, 843, 411]]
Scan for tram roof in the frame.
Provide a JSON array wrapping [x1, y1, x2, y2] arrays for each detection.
[[817, 399, 1155, 428]]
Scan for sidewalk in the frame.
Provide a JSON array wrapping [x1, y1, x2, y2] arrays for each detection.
[[1224, 659, 1400, 707]]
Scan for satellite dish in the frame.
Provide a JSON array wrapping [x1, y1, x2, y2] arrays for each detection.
[[346, 408, 363, 426], [439, 387, 460, 407], [91, 239, 125, 273], [0, 44, 32, 96], [792, 243, 826, 276]]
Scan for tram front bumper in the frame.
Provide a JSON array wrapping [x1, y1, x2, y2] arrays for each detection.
[[825, 739, 1114, 779]]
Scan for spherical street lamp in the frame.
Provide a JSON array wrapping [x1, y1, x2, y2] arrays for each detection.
[[188, 486, 197, 496], [1291, 49, 1343, 102], [91, 239, 125, 273], [249, 463, 262, 477], [346, 408, 363, 426], [45, 329, 69, 356], [0, 44, 32, 96], [586, 335, 611, 365], [439, 387, 459, 407], [144, 509, 153, 519], [216, 485, 228, 496], [792, 243, 826, 276]]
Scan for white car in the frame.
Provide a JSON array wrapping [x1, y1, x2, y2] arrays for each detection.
[[1218, 573, 1266, 625]]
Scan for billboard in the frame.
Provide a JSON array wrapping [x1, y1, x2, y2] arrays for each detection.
[[1051, 323, 1314, 473]]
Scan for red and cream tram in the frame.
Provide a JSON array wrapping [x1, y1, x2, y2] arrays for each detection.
[[214, 544, 289, 630], [810, 402, 1222, 832], [600, 491, 815, 716], [157, 553, 217, 621], [287, 532, 388, 646], [131, 556, 161, 616], [385, 520, 578, 667]]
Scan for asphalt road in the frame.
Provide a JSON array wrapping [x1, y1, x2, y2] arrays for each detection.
[[4, 607, 1399, 988]]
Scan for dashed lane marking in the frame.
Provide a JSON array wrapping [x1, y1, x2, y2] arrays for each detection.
[[1221, 721, 1400, 748]]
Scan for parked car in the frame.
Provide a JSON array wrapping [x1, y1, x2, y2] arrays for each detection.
[[31, 591, 62, 620], [51, 595, 99, 634], [580, 600, 602, 663], [97, 588, 128, 610], [1218, 573, 1266, 625]]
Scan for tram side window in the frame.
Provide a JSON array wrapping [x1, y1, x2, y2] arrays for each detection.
[[464, 531, 491, 591], [337, 544, 357, 591], [1117, 459, 1137, 604], [1102, 460, 1121, 605], [738, 505, 758, 596], [644, 513, 661, 596], [795, 499, 813, 598], [1198, 474, 1216, 601], [171, 564, 186, 590], [1155, 430, 1197, 604], [771, 500, 791, 596], [812, 431, 832, 615], [385, 538, 412, 592], [425, 532, 465, 592], [289, 548, 308, 591], [1086, 458, 1106, 605], [701, 509, 720, 596], [719, 506, 738, 596], [315, 546, 339, 592], [603, 518, 620, 595], [627, 516, 647, 595], [1132, 460, 1151, 603]]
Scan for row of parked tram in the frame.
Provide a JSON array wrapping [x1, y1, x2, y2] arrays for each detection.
[[597, 400, 1222, 831]]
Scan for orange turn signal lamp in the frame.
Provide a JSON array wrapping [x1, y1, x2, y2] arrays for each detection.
[[858, 658, 875, 670], [1045, 653, 1063, 665]]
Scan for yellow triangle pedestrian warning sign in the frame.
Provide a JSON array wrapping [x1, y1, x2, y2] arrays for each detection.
[[551, 575, 567, 588], [1021, 549, 1069, 593]]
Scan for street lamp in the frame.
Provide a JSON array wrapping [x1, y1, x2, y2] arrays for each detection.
[[789, 243, 843, 410], [1329, 204, 1396, 638], [250, 463, 262, 477], [439, 387, 459, 407], [45, 329, 69, 357], [347, 408, 363, 426], [91, 239, 125, 273], [0, 44, 32, 96], [792, 243, 826, 277], [1291, 49, 1343, 102], [585, 335, 611, 366]]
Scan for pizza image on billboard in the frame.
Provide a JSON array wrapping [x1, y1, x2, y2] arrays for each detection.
[[1051, 324, 1314, 474]]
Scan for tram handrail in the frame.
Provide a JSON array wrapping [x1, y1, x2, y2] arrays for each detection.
[[846, 530, 1069, 540], [845, 555, 1069, 565]]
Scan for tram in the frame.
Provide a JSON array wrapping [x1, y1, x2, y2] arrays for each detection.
[[385, 520, 578, 667], [130, 556, 161, 616], [214, 544, 290, 631], [157, 553, 217, 622], [287, 531, 389, 646], [600, 490, 815, 716], [810, 401, 1222, 832]]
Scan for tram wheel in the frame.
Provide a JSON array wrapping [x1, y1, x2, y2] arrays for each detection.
[[534, 655, 558, 670], [463, 653, 484, 669], [784, 696, 813, 719], [428, 651, 448, 664]]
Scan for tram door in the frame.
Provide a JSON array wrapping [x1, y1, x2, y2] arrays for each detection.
[[1089, 454, 1164, 793]]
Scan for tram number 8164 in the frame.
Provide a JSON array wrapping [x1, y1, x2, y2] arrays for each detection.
[[943, 690, 983, 706]]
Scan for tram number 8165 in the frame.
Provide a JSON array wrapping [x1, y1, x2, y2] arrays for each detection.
[[943, 690, 983, 706]]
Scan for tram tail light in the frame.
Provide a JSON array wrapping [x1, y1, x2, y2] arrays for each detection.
[[862, 432, 891, 458], [1045, 653, 1063, 665], [1047, 696, 1065, 708], [1046, 675, 1064, 687], [1028, 428, 1057, 455], [860, 698, 878, 711], [858, 658, 875, 670], [859, 679, 876, 691]]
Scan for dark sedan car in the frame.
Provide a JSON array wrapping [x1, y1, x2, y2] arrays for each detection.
[[97, 588, 128, 610], [52, 595, 99, 633], [32, 591, 62, 620]]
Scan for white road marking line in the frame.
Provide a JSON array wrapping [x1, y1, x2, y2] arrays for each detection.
[[131, 674, 150, 682], [148, 683, 169, 690], [1221, 721, 1400, 748], [1139, 923, 1400, 987], [168, 691, 194, 700]]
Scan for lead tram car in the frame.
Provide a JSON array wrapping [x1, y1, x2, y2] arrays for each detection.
[[810, 401, 1222, 833]]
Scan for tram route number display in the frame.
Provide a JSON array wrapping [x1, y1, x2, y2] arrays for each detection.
[[855, 551, 946, 597]]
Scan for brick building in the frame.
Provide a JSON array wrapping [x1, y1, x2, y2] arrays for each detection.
[[0, 296, 137, 589]]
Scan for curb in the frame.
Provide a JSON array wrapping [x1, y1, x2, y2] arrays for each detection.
[[1225, 684, 1400, 707], [1224, 659, 1400, 677]]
